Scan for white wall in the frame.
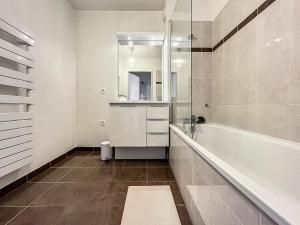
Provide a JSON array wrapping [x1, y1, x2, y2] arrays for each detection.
[[0, 0, 76, 188], [75, 11, 164, 147]]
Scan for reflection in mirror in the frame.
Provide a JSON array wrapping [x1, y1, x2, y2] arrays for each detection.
[[117, 33, 164, 101]]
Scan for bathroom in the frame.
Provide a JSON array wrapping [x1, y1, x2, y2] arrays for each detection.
[[0, 0, 299, 224]]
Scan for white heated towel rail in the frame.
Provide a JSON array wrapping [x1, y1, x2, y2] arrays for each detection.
[[0, 18, 35, 177]]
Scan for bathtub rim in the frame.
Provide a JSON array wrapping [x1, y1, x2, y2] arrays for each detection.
[[170, 124, 300, 225]]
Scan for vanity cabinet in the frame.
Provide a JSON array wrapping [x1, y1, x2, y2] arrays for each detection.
[[109, 103, 169, 147], [110, 106, 146, 147]]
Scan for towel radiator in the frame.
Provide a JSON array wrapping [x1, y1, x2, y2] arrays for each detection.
[[0, 18, 35, 177]]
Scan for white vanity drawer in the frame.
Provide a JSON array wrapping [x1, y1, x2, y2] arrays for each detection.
[[147, 106, 169, 120], [147, 133, 169, 147], [147, 120, 169, 133]]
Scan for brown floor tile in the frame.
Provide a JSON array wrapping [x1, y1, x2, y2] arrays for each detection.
[[54, 206, 124, 225], [78, 157, 103, 167], [124, 160, 147, 168], [148, 159, 169, 167], [101, 160, 125, 168], [32, 182, 111, 208], [147, 182, 184, 205], [118, 168, 147, 182], [1, 158, 191, 224], [67, 151, 93, 157], [59, 168, 96, 182], [8, 207, 63, 225], [177, 206, 193, 225], [29, 168, 71, 183], [148, 167, 175, 181], [87, 151, 101, 158], [0, 183, 51, 206], [51, 156, 85, 168], [0, 207, 24, 225], [90, 167, 122, 182], [59, 167, 122, 183]]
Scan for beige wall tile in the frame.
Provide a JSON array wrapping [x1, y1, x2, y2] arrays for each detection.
[[192, 104, 212, 122], [192, 21, 212, 48], [256, 104, 289, 139], [223, 69, 237, 105], [258, 0, 291, 57], [222, 105, 239, 127], [223, 0, 239, 36], [212, 78, 223, 105], [289, 80, 300, 104], [257, 51, 289, 104], [236, 105, 257, 132], [289, 105, 300, 143], [223, 36, 238, 73], [212, 105, 223, 124], [236, 63, 257, 105], [237, 0, 265, 22], [202, 53, 212, 79], [192, 52, 202, 79], [192, 79, 212, 106], [237, 18, 258, 65], [213, 11, 224, 46], [213, 48, 224, 78]]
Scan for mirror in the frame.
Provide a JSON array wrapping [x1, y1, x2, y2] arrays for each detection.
[[117, 33, 164, 101]]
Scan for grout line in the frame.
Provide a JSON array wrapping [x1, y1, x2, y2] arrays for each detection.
[[5, 181, 56, 225]]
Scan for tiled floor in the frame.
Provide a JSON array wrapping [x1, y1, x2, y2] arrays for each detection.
[[0, 151, 192, 225]]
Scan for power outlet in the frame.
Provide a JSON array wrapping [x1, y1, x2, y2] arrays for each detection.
[[100, 88, 106, 94], [100, 120, 106, 126]]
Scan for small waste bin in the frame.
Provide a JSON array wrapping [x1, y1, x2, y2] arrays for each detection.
[[101, 141, 112, 161]]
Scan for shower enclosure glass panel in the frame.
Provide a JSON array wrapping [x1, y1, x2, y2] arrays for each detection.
[[170, 0, 192, 135]]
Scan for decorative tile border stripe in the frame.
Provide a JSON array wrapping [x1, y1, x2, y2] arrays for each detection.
[[191, 0, 276, 53], [191, 47, 213, 52], [213, 0, 276, 51], [0, 147, 100, 198]]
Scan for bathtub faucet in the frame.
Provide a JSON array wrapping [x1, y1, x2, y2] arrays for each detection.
[[191, 115, 206, 137]]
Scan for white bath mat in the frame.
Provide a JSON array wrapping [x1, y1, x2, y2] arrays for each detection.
[[121, 185, 182, 225]]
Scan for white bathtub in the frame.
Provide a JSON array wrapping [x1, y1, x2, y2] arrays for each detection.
[[170, 124, 300, 225]]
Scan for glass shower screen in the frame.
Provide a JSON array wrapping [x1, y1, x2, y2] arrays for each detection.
[[170, 0, 192, 135]]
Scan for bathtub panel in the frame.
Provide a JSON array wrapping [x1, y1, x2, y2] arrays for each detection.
[[190, 201, 206, 225], [193, 152, 213, 185], [212, 189, 242, 225], [180, 144, 193, 214], [174, 134, 182, 186], [169, 133, 176, 172], [192, 163, 212, 225], [170, 127, 283, 225], [260, 212, 277, 225], [212, 169, 260, 225]]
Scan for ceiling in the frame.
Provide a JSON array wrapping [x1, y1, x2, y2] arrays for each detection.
[[69, 0, 166, 11]]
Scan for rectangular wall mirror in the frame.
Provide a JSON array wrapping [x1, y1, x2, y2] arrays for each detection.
[[117, 32, 165, 102]]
